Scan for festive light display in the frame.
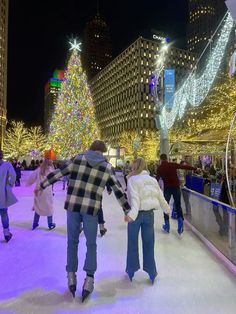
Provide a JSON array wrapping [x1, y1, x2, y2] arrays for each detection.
[[169, 74, 236, 155], [3, 121, 47, 159], [49, 44, 98, 158], [119, 130, 159, 162], [161, 13, 234, 129]]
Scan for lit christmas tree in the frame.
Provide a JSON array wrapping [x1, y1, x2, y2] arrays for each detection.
[[49, 40, 98, 158]]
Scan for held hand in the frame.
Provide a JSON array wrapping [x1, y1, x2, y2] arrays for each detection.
[[124, 215, 134, 223], [34, 188, 42, 196]]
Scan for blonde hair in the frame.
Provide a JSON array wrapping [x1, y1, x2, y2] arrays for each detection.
[[40, 158, 53, 176], [129, 157, 147, 177]]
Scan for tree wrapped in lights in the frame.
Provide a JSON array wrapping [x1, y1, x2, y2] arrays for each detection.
[[27, 126, 47, 155], [49, 41, 98, 158], [3, 122, 48, 159], [119, 130, 143, 159], [141, 130, 159, 162], [119, 130, 159, 162], [169, 74, 236, 154], [3, 121, 29, 159]]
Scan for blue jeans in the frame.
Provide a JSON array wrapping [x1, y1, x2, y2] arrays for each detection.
[[164, 186, 183, 219], [66, 211, 98, 275], [126, 210, 157, 277], [0, 208, 9, 229], [33, 212, 53, 226]]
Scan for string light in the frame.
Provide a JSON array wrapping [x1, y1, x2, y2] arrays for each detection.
[[169, 74, 236, 154], [161, 13, 234, 129], [49, 47, 98, 158]]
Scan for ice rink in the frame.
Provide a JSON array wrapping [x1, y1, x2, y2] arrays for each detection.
[[0, 178, 236, 314]]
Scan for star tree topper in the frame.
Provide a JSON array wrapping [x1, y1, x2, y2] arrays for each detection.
[[69, 39, 82, 51]]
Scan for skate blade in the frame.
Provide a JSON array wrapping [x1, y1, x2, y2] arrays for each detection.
[[69, 285, 76, 298], [81, 290, 90, 302]]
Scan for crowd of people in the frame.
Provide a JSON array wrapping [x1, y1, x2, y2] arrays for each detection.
[[0, 143, 231, 302]]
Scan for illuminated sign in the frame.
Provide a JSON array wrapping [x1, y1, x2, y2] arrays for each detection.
[[164, 69, 175, 111], [153, 34, 171, 43]]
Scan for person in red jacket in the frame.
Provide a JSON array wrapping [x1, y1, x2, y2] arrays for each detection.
[[156, 154, 197, 234]]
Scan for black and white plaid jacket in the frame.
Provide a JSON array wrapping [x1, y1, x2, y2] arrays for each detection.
[[40, 150, 131, 216]]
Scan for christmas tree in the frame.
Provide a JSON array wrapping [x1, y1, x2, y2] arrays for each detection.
[[49, 40, 98, 158]]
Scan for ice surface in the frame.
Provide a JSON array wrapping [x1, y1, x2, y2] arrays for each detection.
[[0, 177, 236, 314]]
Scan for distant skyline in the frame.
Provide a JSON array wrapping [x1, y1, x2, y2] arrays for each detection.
[[7, 0, 188, 126]]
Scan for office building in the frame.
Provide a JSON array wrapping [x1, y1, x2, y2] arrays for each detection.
[[187, 0, 227, 54], [82, 13, 112, 80], [44, 69, 64, 132], [0, 0, 8, 149], [90, 36, 196, 145]]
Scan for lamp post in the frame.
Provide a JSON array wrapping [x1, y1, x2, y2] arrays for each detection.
[[150, 40, 170, 158]]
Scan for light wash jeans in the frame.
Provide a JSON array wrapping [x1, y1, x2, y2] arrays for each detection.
[[66, 211, 98, 275], [126, 210, 157, 277], [0, 208, 9, 229]]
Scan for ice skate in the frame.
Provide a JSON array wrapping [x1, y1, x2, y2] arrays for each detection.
[[149, 274, 156, 285], [67, 272, 77, 298], [177, 217, 184, 234], [48, 223, 56, 230], [171, 210, 177, 220], [126, 271, 134, 282], [3, 228, 12, 242], [32, 223, 39, 230], [162, 219, 170, 233], [81, 275, 94, 302]]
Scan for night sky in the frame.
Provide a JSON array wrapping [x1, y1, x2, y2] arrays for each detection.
[[7, 0, 188, 127]]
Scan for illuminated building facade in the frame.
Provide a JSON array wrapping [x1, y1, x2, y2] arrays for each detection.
[[0, 0, 8, 149], [44, 69, 64, 132], [187, 0, 227, 54], [90, 37, 196, 145], [82, 14, 112, 80]]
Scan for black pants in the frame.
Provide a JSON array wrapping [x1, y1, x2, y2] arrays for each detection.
[[124, 174, 128, 187], [164, 186, 183, 219], [213, 205, 228, 234]]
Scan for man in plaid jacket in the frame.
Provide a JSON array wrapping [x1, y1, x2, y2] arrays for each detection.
[[36, 140, 132, 301]]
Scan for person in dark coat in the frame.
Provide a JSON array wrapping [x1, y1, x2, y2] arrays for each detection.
[[156, 153, 197, 234]]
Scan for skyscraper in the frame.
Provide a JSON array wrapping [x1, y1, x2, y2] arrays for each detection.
[[90, 37, 195, 145], [44, 69, 64, 133], [82, 13, 112, 80], [187, 0, 227, 55], [0, 0, 8, 149]]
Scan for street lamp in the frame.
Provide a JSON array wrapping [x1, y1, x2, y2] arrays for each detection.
[[149, 39, 170, 157]]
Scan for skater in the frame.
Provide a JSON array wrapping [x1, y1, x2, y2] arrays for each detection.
[[12, 160, 22, 186], [35, 140, 131, 302], [0, 150, 17, 242], [125, 157, 170, 283], [26, 157, 56, 230], [211, 172, 229, 236], [123, 160, 132, 189], [156, 154, 197, 234], [79, 183, 112, 237]]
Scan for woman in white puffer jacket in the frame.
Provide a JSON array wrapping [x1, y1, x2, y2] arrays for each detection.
[[125, 157, 170, 283]]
